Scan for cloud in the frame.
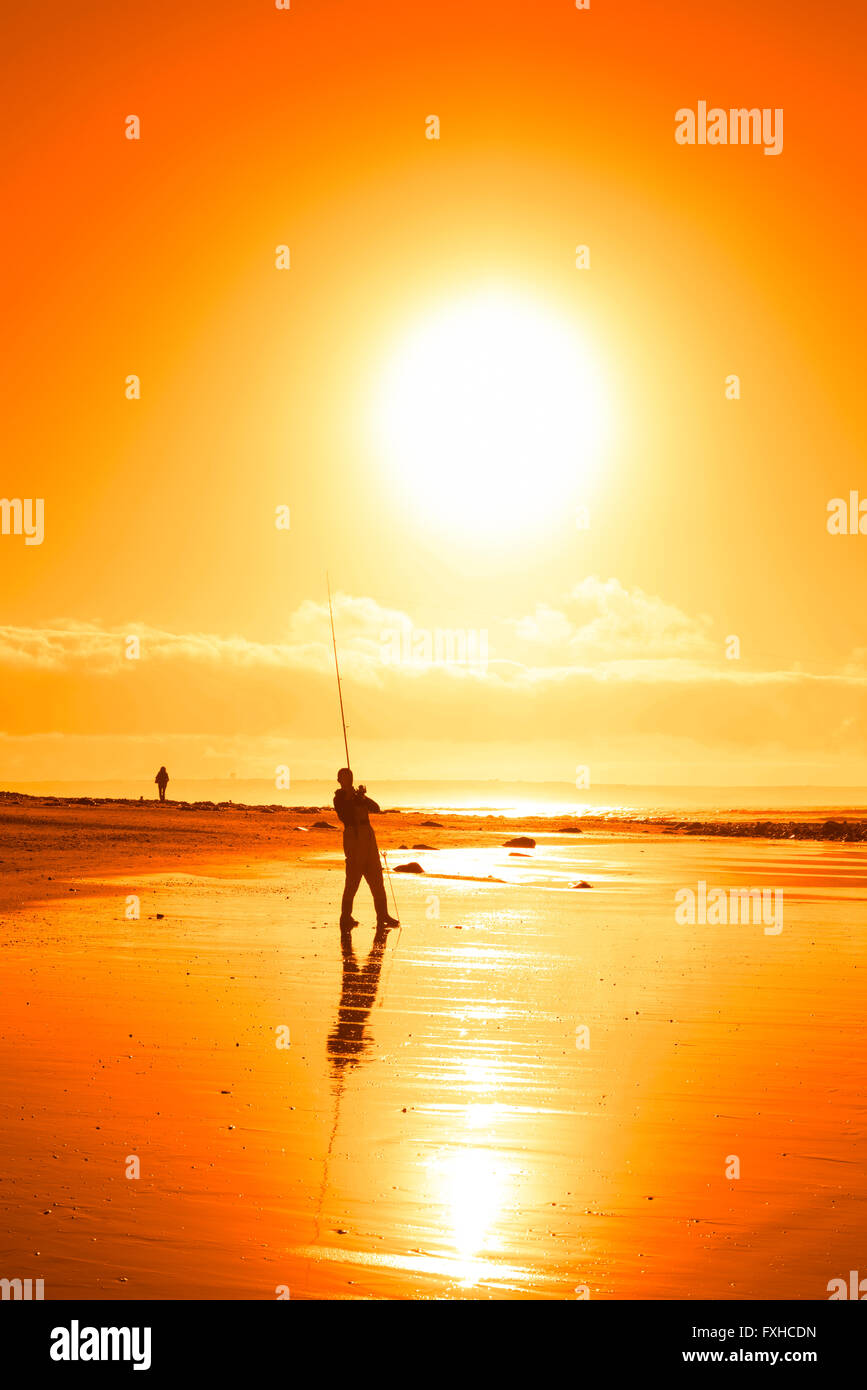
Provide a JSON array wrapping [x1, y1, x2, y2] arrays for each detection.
[[0, 622, 121, 672], [0, 585, 865, 776], [510, 576, 715, 665]]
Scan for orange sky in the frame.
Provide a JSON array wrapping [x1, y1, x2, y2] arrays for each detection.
[[1, 0, 865, 785]]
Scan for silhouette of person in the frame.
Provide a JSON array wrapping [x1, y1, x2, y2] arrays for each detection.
[[326, 923, 388, 1083], [155, 766, 169, 802], [333, 768, 398, 929]]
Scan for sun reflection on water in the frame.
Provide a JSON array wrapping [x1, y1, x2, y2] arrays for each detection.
[[424, 1057, 516, 1288], [427, 1146, 508, 1288]]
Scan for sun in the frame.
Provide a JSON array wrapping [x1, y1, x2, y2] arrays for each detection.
[[373, 288, 610, 538]]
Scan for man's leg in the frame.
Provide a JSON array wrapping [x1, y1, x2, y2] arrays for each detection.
[[362, 836, 389, 921], [341, 856, 364, 921]]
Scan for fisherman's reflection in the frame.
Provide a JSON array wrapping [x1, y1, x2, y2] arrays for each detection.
[[326, 924, 388, 1083]]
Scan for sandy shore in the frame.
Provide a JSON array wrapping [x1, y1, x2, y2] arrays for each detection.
[[0, 799, 864, 1299]]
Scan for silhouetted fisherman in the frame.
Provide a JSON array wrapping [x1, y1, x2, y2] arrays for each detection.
[[155, 766, 169, 802], [333, 768, 399, 929]]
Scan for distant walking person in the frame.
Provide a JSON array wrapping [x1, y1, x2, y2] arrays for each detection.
[[333, 768, 399, 929], [155, 766, 169, 802]]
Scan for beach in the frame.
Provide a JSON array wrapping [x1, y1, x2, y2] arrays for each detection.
[[1, 797, 864, 1300]]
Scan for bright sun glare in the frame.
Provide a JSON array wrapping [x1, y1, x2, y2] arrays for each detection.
[[374, 289, 609, 536]]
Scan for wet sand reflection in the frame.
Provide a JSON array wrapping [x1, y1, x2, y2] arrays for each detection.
[[326, 924, 389, 1086]]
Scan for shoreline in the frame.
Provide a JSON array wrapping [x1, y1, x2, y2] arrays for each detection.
[[2, 787, 865, 837], [3, 792, 866, 917]]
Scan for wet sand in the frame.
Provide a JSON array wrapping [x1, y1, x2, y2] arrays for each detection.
[[0, 801, 864, 1299]]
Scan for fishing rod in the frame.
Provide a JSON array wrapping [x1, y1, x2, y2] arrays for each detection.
[[326, 573, 351, 770], [381, 847, 401, 925], [326, 574, 401, 924]]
